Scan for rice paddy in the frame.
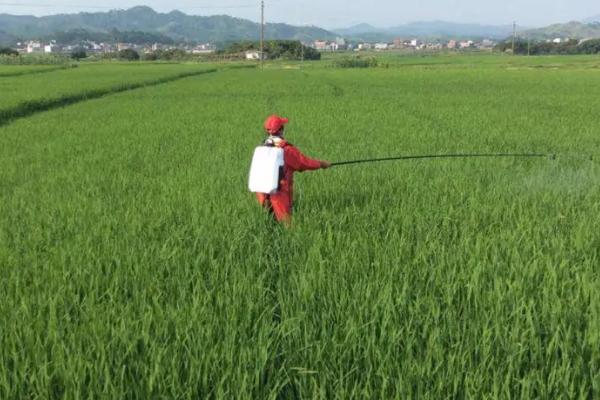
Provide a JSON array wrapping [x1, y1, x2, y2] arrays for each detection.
[[0, 56, 598, 398]]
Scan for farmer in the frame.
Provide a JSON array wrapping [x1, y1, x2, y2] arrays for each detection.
[[256, 115, 331, 224]]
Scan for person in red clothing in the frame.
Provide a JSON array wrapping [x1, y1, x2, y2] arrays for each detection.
[[256, 115, 331, 224]]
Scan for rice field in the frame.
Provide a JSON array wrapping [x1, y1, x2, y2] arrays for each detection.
[[0, 55, 599, 398], [0, 63, 213, 124]]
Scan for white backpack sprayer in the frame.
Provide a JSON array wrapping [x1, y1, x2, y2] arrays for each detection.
[[248, 143, 285, 194]]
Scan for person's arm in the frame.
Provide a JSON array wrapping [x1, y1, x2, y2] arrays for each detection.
[[286, 146, 330, 172]]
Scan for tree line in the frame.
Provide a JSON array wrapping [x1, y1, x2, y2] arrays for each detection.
[[495, 39, 600, 55], [222, 40, 321, 61]]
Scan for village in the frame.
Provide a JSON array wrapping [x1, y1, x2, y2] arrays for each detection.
[[16, 37, 501, 56], [14, 40, 217, 56], [15, 35, 586, 59], [312, 37, 497, 51]]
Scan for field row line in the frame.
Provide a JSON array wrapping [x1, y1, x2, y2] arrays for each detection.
[[0, 68, 218, 127], [0, 64, 76, 78]]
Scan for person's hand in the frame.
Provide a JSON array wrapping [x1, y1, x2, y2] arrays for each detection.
[[320, 160, 332, 169]]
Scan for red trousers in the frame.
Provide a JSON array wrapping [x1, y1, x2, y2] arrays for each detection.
[[256, 192, 292, 222], [254, 140, 321, 223]]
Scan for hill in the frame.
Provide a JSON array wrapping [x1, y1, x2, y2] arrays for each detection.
[[334, 23, 383, 36], [0, 30, 17, 46], [334, 21, 515, 41], [523, 21, 600, 39], [0, 6, 336, 44], [582, 15, 600, 23]]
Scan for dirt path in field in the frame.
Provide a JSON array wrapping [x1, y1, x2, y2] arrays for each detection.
[[0, 68, 217, 128]]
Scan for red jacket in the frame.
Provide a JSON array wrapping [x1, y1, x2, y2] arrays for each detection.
[[256, 139, 321, 218], [278, 140, 322, 198]]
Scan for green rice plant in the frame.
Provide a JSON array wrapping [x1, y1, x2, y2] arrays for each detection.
[[331, 56, 383, 68], [0, 63, 216, 125], [0, 54, 71, 65], [0, 64, 76, 78]]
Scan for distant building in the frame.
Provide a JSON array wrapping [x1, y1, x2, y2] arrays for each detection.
[[245, 50, 266, 60], [117, 43, 132, 51], [192, 43, 216, 54], [26, 41, 43, 53], [481, 39, 494, 48], [44, 43, 59, 53], [393, 38, 404, 49], [374, 43, 389, 50], [16, 43, 27, 53], [314, 40, 338, 51], [425, 43, 443, 50], [314, 40, 329, 50], [447, 40, 457, 49], [410, 39, 420, 48], [88, 42, 103, 52]]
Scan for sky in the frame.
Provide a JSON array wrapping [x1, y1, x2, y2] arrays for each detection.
[[0, 0, 598, 28]]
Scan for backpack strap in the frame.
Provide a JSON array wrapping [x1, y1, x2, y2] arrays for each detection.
[[264, 136, 289, 148]]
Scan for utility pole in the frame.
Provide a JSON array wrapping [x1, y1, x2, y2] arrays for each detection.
[[260, 0, 265, 69], [527, 34, 531, 56], [512, 21, 516, 55]]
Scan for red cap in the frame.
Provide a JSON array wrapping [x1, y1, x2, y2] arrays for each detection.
[[264, 115, 289, 135]]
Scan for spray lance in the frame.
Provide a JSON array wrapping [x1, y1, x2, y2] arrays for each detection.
[[329, 152, 593, 167], [249, 146, 593, 195]]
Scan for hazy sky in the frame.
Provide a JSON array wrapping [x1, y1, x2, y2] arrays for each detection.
[[1, 0, 598, 28]]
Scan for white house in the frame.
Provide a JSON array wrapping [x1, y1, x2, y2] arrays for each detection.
[[314, 40, 339, 51], [481, 39, 494, 48], [90, 42, 103, 51], [245, 50, 265, 60], [374, 43, 389, 50], [101, 43, 114, 53], [26, 41, 43, 53], [192, 48, 215, 54], [117, 43, 133, 51], [193, 43, 216, 54], [314, 40, 329, 50], [426, 43, 443, 50]]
